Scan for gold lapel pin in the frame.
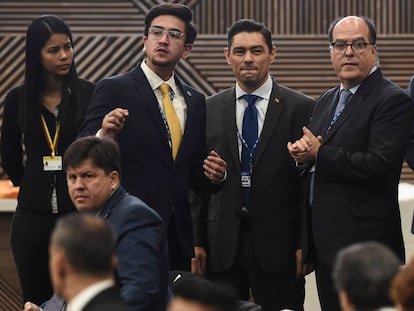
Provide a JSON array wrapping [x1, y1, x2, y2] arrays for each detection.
[[274, 97, 280, 104]]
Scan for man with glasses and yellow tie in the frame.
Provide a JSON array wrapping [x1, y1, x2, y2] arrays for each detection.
[[78, 3, 227, 272], [288, 16, 414, 311]]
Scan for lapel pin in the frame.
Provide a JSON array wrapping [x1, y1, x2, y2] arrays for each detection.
[[274, 97, 280, 104], [186, 90, 192, 97]]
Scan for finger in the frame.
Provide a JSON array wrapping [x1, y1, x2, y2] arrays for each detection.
[[191, 258, 200, 275]]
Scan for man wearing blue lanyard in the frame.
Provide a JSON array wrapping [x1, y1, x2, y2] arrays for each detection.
[[191, 19, 314, 311], [78, 3, 226, 272]]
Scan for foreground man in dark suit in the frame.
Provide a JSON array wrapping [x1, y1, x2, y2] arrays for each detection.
[[49, 213, 127, 311], [192, 19, 315, 311], [288, 16, 414, 311], [78, 3, 226, 271], [24, 137, 168, 311]]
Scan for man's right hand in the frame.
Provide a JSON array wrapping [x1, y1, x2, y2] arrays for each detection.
[[100, 108, 129, 139], [23, 302, 41, 311]]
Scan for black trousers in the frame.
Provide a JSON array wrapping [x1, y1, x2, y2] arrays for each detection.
[[167, 215, 191, 271], [207, 219, 305, 311], [314, 260, 341, 311], [10, 210, 59, 306]]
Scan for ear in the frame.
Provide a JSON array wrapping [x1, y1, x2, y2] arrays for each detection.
[[339, 290, 354, 311], [111, 254, 118, 270], [54, 250, 69, 278], [181, 44, 193, 59], [269, 45, 277, 64], [224, 47, 231, 65], [109, 171, 120, 190]]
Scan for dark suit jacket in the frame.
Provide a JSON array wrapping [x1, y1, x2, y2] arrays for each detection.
[[100, 186, 169, 311], [82, 286, 127, 311], [194, 80, 315, 273], [306, 69, 414, 265], [79, 65, 219, 257], [1, 80, 94, 213], [41, 187, 168, 311]]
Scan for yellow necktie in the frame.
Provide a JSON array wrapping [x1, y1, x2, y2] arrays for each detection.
[[159, 83, 182, 160]]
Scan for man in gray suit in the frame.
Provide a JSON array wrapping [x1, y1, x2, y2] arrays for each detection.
[[192, 19, 314, 311]]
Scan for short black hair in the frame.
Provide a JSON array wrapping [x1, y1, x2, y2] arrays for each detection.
[[226, 19, 273, 52], [63, 136, 121, 176], [144, 3, 197, 44], [171, 272, 237, 311], [51, 213, 116, 276], [328, 16, 377, 45], [333, 241, 401, 310]]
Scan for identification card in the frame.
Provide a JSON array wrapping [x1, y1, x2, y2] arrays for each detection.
[[43, 156, 63, 171], [241, 171, 251, 188]]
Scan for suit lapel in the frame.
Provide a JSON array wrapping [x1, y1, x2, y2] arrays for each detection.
[[223, 88, 241, 174], [325, 90, 363, 140], [323, 69, 382, 141], [311, 87, 338, 137], [131, 66, 172, 156], [253, 81, 284, 167], [98, 186, 124, 220], [175, 78, 193, 162]]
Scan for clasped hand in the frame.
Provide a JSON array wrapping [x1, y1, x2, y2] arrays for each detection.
[[287, 127, 322, 163]]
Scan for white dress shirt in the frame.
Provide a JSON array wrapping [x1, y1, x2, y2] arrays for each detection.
[[235, 75, 273, 157], [66, 279, 114, 311], [141, 60, 187, 133]]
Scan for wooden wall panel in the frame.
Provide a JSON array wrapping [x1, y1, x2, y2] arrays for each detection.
[[193, 0, 414, 35]]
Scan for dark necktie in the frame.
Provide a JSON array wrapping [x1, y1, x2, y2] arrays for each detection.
[[241, 94, 258, 208], [326, 89, 352, 134], [311, 89, 352, 204]]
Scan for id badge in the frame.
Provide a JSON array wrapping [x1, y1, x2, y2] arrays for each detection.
[[241, 171, 251, 188], [43, 156, 63, 171]]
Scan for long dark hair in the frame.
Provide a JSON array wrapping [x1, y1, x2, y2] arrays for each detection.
[[20, 15, 85, 135]]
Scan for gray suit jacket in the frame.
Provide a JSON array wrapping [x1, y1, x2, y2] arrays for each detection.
[[193, 80, 315, 273]]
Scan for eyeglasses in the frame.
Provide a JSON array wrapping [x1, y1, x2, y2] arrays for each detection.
[[330, 40, 374, 53], [148, 26, 185, 41]]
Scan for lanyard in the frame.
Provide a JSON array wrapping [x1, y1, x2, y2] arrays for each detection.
[[237, 130, 259, 173], [157, 87, 176, 149], [41, 114, 60, 157]]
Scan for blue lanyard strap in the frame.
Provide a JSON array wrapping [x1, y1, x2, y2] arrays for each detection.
[[237, 130, 259, 172]]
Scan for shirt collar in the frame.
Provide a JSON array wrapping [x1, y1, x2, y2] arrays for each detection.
[[141, 60, 177, 94], [235, 75, 273, 100], [67, 279, 114, 311], [340, 66, 378, 95]]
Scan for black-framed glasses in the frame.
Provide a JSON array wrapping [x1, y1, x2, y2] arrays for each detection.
[[330, 40, 374, 53], [148, 26, 184, 41]]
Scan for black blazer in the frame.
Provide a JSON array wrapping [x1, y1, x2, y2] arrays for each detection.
[[78, 65, 219, 257], [194, 80, 315, 273], [306, 69, 414, 265], [0, 80, 94, 213], [83, 286, 127, 311]]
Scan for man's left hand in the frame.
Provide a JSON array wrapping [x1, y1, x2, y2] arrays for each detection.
[[203, 151, 227, 182]]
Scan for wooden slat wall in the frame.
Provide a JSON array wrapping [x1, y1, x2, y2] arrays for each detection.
[[193, 0, 414, 34], [0, 0, 413, 183]]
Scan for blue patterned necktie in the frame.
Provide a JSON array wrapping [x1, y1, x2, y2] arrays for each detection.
[[326, 89, 352, 134], [241, 94, 258, 208]]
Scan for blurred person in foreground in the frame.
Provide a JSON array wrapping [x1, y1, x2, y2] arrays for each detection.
[[333, 241, 400, 311], [24, 136, 168, 311], [49, 213, 127, 311]]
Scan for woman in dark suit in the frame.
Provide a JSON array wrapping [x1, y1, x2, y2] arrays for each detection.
[[0, 15, 94, 305]]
